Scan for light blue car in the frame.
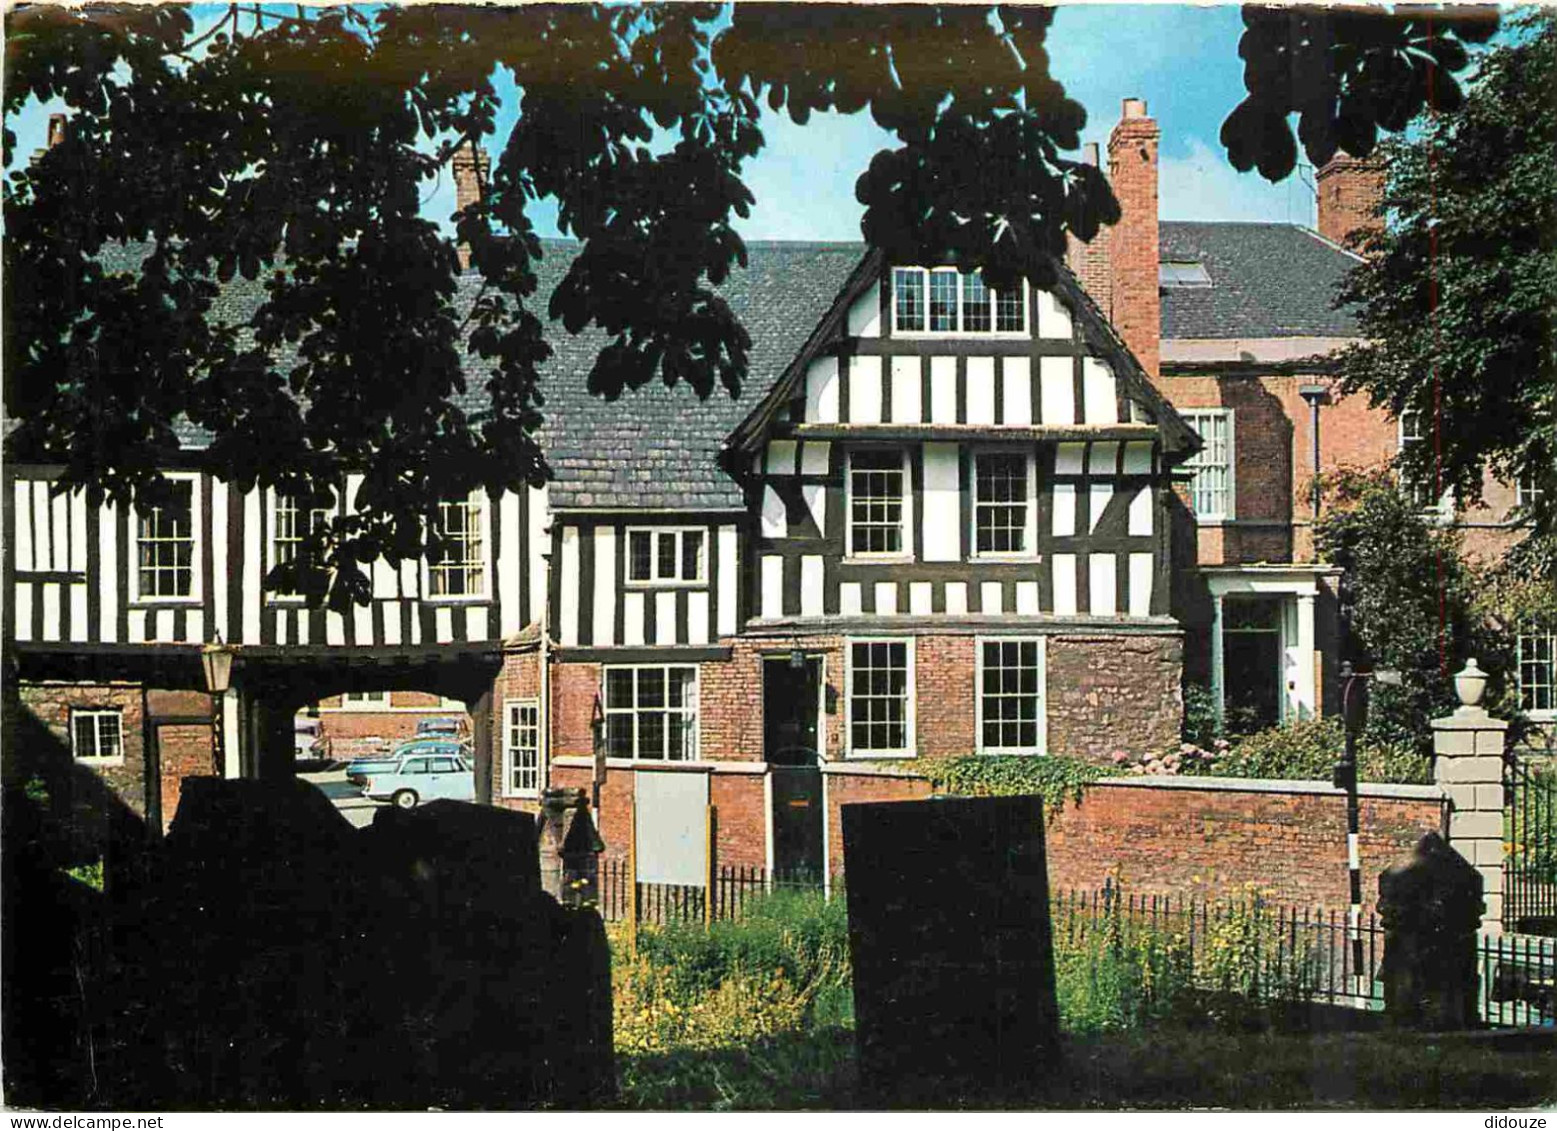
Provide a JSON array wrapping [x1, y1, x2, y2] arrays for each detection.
[[359, 749, 475, 809]]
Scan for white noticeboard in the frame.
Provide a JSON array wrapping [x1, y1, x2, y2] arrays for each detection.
[[633, 770, 709, 886]]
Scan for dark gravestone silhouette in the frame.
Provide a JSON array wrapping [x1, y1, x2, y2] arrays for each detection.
[[59, 778, 613, 1109], [842, 795, 1059, 1104], [1378, 831, 1483, 1031]]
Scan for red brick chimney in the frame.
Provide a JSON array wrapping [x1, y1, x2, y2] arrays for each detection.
[[31, 113, 67, 164], [1065, 142, 1113, 320], [1107, 97, 1160, 380], [452, 139, 490, 270], [1315, 152, 1383, 251]]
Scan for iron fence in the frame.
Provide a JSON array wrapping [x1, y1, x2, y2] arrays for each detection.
[[592, 863, 1553, 1028], [597, 859, 823, 926], [1504, 752, 1557, 936]]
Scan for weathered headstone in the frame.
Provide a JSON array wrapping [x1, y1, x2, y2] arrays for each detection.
[[842, 795, 1058, 1104], [1378, 831, 1483, 1030], [537, 786, 603, 907]]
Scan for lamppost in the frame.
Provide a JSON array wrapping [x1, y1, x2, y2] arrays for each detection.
[[201, 636, 236, 777], [1335, 660, 1402, 992]]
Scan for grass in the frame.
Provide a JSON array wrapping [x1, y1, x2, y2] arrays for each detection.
[[608, 889, 1557, 1110]]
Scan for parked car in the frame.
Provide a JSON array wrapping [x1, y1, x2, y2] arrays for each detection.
[[415, 716, 467, 739], [358, 750, 475, 809], [344, 740, 471, 787]]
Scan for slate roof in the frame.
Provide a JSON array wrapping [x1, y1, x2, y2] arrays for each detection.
[[527, 240, 863, 509], [82, 224, 1354, 507], [1159, 222, 1362, 341], [96, 238, 865, 510]]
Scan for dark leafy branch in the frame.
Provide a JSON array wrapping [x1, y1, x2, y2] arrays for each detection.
[[2, 3, 1502, 607]]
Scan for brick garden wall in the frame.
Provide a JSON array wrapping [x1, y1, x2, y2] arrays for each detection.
[[821, 769, 1447, 912]]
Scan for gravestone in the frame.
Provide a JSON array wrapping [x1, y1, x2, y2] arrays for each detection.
[[842, 795, 1058, 1104], [1378, 831, 1483, 1030]]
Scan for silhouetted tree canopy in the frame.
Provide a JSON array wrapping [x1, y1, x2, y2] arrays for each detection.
[[2, 2, 1498, 607], [1337, 9, 1554, 575]]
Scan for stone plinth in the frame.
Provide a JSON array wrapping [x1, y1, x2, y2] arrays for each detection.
[[1431, 703, 1507, 935]]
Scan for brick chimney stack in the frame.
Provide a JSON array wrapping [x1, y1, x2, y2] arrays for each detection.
[[1065, 142, 1114, 320], [452, 139, 491, 271], [1107, 97, 1160, 380], [1316, 152, 1384, 251]]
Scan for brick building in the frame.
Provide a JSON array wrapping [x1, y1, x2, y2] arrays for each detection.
[[7, 101, 1548, 873], [1070, 98, 1542, 734]]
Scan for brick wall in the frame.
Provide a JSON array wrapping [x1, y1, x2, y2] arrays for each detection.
[[490, 648, 542, 808], [823, 768, 933, 877], [1161, 374, 1399, 565], [156, 722, 216, 830], [316, 689, 468, 753], [1047, 633, 1182, 760], [1045, 777, 1445, 911], [548, 763, 768, 870], [17, 682, 148, 819], [820, 769, 1447, 912]]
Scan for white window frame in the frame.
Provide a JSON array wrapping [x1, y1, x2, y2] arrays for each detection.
[[845, 449, 914, 561], [975, 636, 1049, 755], [890, 265, 1029, 339], [844, 637, 916, 759], [71, 708, 125, 765], [624, 526, 708, 587], [503, 698, 543, 797], [128, 471, 203, 604], [341, 691, 390, 710], [265, 486, 337, 601], [1397, 413, 1453, 520], [970, 449, 1039, 560], [1516, 471, 1546, 512], [1516, 629, 1556, 721], [1181, 409, 1235, 523], [601, 664, 701, 763], [421, 490, 492, 602]]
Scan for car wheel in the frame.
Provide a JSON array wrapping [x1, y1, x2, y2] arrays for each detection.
[[392, 789, 418, 810]]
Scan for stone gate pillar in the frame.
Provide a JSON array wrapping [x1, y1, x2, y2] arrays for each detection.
[[1430, 659, 1506, 936]]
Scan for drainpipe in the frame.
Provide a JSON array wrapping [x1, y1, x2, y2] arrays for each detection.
[[538, 543, 552, 796], [1299, 384, 1330, 522]]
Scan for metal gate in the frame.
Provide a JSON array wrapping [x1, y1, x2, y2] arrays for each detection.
[[1504, 749, 1557, 936]]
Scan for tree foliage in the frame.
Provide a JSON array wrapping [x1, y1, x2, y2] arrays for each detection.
[[2, 2, 1497, 606], [1314, 468, 1518, 750], [1337, 10, 1555, 577]]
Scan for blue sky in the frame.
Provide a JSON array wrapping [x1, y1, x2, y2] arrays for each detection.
[[2, 4, 1405, 240]]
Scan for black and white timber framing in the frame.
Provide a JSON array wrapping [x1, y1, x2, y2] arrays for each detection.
[[6, 250, 1199, 667]]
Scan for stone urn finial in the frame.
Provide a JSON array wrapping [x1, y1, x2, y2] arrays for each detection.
[[1453, 658, 1489, 709]]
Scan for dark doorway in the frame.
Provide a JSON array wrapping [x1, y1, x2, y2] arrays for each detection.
[[764, 656, 823, 880], [1224, 596, 1282, 733]]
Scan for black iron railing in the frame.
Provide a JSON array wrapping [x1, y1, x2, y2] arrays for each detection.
[[1505, 752, 1557, 936]]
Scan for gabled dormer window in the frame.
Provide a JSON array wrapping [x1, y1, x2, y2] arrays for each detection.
[[892, 267, 1027, 336]]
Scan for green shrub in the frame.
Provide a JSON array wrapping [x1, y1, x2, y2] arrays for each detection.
[[1182, 683, 1222, 746], [916, 755, 1119, 818], [613, 888, 854, 1063], [1051, 900, 1196, 1032], [1180, 718, 1431, 784]]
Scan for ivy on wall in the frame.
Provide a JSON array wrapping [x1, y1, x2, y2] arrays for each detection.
[[913, 756, 1120, 819]]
